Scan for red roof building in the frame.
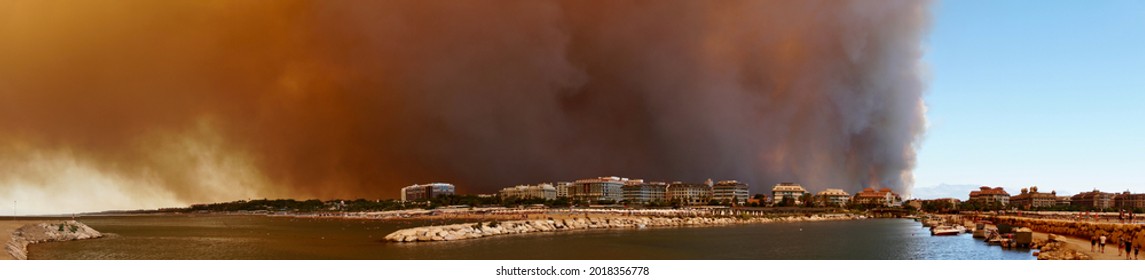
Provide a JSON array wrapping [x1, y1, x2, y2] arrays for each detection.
[[968, 186, 1010, 205], [1010, 186, 1056, 209], [852, 187, 901, 207]]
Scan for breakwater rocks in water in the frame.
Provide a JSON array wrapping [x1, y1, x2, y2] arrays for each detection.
[[4, 221, 102, 260], [385, 214, 858, 242]]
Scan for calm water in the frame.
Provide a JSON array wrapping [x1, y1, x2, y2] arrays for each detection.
[[29, 216, 1035, 260]]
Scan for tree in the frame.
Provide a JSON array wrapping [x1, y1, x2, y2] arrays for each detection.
[[780, 196, 795, 207], [901, 203, 917, 212]]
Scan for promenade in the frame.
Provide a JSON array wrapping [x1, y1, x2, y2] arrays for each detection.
[[985, 215, 1143, 260], [1031, 232, 1136, 260]]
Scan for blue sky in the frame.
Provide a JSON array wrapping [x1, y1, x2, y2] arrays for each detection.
[[913, 0, 1145, 199]]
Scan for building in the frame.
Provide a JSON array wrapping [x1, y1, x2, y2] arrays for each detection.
[[400, 183, 456, 202], [1071, 189, 1115, 210], [623, 181, 668, 204], [816, 188, 851, 207], [968, 186, 1010, 206], [568, 176, 626, 203], [712, 180, 750, 205], [853, 187, 902, 207], [1115, 191, 1145, 210], [1009, 186, 1057, 209], [771, 182, 808, 206], [1056, 196, 1072, 207], [667, 182, 713, 205], [499, 184, 557, 200], [554, 182, 573, 198]]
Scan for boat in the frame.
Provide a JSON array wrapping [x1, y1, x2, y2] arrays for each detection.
[[931, 225, 964, 236]]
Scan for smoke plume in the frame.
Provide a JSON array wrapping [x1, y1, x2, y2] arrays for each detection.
[[0, 0, 929, 213]]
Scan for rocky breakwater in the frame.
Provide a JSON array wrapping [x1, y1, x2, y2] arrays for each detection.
[[1031, 234, 1091, 260], [385, 214, 856, 243], [5, 221, 103, 260]]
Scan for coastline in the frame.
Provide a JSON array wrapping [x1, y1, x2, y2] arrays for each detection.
[[16, 214, 1038, 260], [991, 216, 1144, 260], [2, 220, 102, 260], [385, 213, 861, 242], [1, 220, 45, 260]]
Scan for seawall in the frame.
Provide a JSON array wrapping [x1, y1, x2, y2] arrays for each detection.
[[4, 221, 103, 260], [385, 213, 859, 242], [986, 216, 1145, 242]]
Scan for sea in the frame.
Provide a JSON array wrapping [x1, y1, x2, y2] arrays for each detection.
[[27, 215, 1035, 260]]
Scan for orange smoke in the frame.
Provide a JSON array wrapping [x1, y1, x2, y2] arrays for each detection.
[[0, 0, 929, 213]]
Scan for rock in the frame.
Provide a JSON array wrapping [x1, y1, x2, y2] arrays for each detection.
[[6, 221, 103, 260], [381, 213, 858, 243]]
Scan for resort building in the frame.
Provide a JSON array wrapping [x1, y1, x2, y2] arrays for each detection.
[[853, 187, 901, 207], [400, 183, 456, 202], [623, 181, 669, 204], [568, 176, 626, 203], [968, 186, 1010, 205], [815, 188, 851, 207], [1010, 186, 1057, 210], [667, 182, 713, 205], [1114, 191, 1145, 210], [1056, 196, 1072, 207], [499, 184, 557, 200], [554, 182, 573, 198], [1071, 189, 1115, 210], [712, 180, 750, 205], [771, 182, 808, 206]]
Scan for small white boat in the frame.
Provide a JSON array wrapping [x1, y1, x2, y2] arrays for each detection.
[[931, 225, 964, 236]]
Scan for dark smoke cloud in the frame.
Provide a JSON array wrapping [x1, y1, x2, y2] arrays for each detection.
[[0, 0, 929, 212]]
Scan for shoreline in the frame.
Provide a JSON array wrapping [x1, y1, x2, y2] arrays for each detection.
[[989, 215, 1144, 260], [931, 214, 1145, 260], [3, 220, 102, 260], [1, 220, 47, 260], [384, 213, 863, 242]]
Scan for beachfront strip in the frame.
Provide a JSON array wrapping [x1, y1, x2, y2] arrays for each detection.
[[399, 177, 1145, 214], [403, 176, 905, 208], [905, 186, 1145, 215], [920, 213, 1145, 260]]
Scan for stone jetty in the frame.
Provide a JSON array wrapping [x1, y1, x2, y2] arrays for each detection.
[[385, 214, 857, 242], [4, 221, 102, 260]]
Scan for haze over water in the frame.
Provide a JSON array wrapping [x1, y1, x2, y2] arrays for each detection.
[[29, 216, 1033, 260]]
